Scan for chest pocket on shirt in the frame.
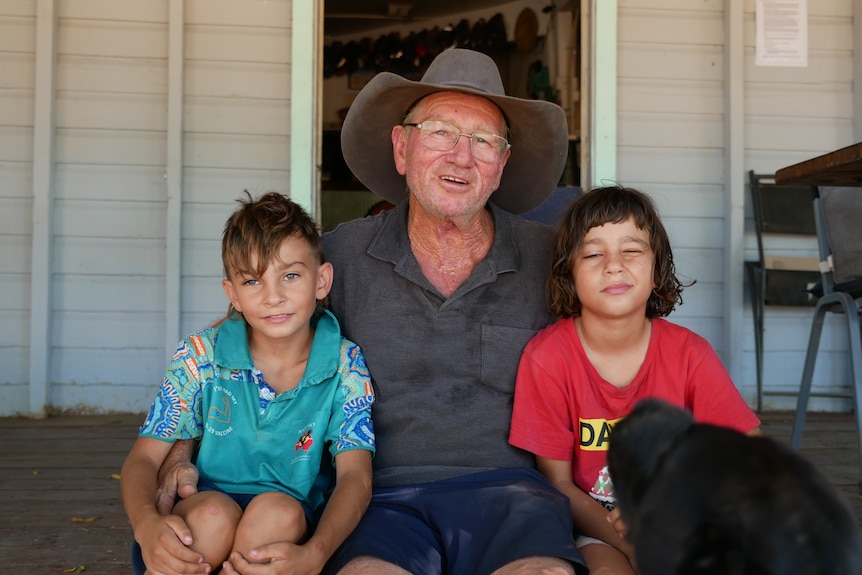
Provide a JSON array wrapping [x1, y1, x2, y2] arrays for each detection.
[[480, 324, 539, 394]]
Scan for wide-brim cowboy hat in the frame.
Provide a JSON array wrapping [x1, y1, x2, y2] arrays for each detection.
[[340, 48, 569, 214]]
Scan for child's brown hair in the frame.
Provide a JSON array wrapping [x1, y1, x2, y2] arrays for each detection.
[[547, 185, 688, 319], [221, 190, 325, 319]]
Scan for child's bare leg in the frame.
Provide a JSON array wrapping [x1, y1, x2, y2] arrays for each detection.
[[173, 491, 242, 568], [232, 492, 308, 563]]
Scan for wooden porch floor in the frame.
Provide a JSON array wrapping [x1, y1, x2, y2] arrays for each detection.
[[1, 411, 860, 574]]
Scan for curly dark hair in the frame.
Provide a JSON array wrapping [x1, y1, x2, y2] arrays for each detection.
[[547, 185, 690, 319]]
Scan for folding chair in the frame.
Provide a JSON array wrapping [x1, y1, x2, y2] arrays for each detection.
[[746, 171, 821, 411], [791, 185, 862, 493]]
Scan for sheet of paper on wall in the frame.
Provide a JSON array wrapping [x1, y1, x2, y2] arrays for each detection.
[[755, 0, 808, 68]]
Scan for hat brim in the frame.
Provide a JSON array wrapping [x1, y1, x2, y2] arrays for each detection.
[[340, 68, 569, 214]]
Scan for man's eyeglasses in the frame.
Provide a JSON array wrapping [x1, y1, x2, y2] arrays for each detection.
[[403, 120, 510, 164]]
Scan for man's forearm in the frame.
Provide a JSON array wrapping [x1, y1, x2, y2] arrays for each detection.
[[162, 439, 196, 469]]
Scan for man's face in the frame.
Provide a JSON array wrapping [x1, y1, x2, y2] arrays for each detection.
[[391, 92, 511, 220]]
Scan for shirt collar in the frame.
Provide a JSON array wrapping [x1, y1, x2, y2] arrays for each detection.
[[213, 308, 342, 386]]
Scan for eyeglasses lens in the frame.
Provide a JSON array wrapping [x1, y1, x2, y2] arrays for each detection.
[[410, 121, 508, 163]]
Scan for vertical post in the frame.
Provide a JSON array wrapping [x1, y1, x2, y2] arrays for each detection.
[[290, 0, 321, 220], [854, 0, 862, 141], [164, 0, 185, 357], [590, 0, 616, 185], [579, 0, 591, 188], [724, 0, 747, 400], [29, 0, 57, 418]]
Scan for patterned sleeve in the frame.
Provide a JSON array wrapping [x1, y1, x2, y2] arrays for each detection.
[[138, 334, 211, 441], [330, 339, 376, 455]]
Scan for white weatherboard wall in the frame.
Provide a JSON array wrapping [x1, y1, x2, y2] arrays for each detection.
[[616, 1, 733, 366], [742, 0, 854, 409], [51, 2, 171, 414], [179, 1, 292, 337], [615, 0, 856, 410], [1, 0, 296, 416], [3, 0, 860, 415], [0, 1, 36, 416]]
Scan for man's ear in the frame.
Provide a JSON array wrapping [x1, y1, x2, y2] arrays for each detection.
[[392, 125, 408, 176], [316, 262, 333, 300]]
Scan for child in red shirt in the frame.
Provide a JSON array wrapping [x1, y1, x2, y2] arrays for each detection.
[[509, 185, 761, 575]]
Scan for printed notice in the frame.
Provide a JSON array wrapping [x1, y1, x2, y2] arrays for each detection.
[[755, 0, 808, 67]]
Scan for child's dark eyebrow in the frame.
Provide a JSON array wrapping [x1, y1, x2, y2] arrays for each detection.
[[579, 237, 603, 250], [273, 259, 309, 269], [581, 235, 649, 247], [622, 236, 650, 247]]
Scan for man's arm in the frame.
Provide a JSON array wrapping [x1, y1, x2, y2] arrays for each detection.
[[155, 439, 200, 515]]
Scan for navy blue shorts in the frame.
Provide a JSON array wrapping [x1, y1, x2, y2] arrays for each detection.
[[322, 467, 587, 575], [131, 479, 316, 575]]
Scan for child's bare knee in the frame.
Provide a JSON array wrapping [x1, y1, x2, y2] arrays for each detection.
[[234, 492, 307, 559], [181, 491, 242, 525], [175, 491, 242, 566]]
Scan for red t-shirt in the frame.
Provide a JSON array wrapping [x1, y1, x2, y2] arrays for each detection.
[[509, 317, 761, 508]]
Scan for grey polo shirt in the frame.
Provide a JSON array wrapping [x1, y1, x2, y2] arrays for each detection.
[[324, 202, 556, 487]]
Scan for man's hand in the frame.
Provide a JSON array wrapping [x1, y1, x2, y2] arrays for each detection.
[[155, 439, 200, 515], [220, 542, 326, 575], [136, 513, 211, 575]]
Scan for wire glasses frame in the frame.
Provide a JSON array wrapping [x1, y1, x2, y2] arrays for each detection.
[[403, 120, 510, 164]]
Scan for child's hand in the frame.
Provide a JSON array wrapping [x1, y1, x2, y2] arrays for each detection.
[[137, 513, 211, 575], [607, 508, 640, 570], [221, 541, 326, 575], [607, 507, 628, 538]]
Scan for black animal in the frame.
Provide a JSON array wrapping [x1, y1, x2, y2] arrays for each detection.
[[607, 399, 862, 575]]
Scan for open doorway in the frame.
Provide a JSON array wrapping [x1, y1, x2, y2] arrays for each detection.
[[318, 1, 585, 232]]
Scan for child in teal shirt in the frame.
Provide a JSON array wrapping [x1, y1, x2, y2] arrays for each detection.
[[122, 191, 375, 574]]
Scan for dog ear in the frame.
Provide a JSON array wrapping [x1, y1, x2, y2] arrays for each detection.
[[607, 399, 694, 525]]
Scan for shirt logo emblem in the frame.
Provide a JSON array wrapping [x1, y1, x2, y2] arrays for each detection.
[[579, 417, 623, 451], [295, 430, 313, 452], [207, 395, 231, 424]]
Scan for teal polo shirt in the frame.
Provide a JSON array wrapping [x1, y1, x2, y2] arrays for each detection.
[[139, 308, 375, 510]]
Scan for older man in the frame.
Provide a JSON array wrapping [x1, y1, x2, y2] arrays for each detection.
[[317, 47, 584, 575], [149, 49, 585, 575]]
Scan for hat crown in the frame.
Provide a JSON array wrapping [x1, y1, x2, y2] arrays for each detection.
[[420, 49, 505, 97]]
